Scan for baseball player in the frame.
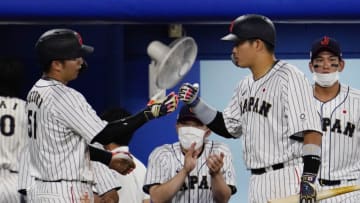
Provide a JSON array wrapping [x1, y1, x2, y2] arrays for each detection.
[[143, 105, 237, 203], [26, 28, 178, 203], [179, 14, 323, 203], [308, 36, 360, 202], [0, 58, 27, 203], [101, 107, 151, 203]]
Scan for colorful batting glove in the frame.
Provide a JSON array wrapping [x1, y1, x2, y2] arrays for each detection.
[[178, 83, 200, 107], [300, 173, 317, 203], [144, 91, 178, 120]]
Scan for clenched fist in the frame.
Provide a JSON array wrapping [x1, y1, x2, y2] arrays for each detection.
[[144, 91, 178, 120], [178, 83, 200, 107]]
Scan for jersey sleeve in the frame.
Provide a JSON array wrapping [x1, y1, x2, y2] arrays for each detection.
[[143, 146, 172, 194], [53, 88, 107, 143], [285, 68, 321, 136], [223, 82, 243, 138], [91, 161, 122, 196]]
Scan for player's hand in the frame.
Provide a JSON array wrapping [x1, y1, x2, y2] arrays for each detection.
[[183, 142, 200, 174], [109, 151, 136, 175], [206, 152, 224, 177], [299, 173, 317, 203], [144, 91, 178, 120], [179, 83, 200, 107]]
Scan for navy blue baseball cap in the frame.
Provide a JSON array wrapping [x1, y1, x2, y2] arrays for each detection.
[[310, 36, 342, 60], [176, 105, 203, 125]]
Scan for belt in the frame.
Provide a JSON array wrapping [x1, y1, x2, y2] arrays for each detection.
[[319, 178, 356, 186], [251, 163, 284, 175], [35, 178, 92, 184]]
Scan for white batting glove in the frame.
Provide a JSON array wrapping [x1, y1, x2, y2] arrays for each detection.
[[178, 83, 200, 107], [144, 91, 179, 120]]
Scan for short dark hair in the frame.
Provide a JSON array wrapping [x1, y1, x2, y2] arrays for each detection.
[[247, 38, 275, 53]]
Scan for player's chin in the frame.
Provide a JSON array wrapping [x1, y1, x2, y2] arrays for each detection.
[[71, 72, 80, 80], [235, 61, 247, 68]]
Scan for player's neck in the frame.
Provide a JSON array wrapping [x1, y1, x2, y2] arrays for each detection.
[[42, 73, 68, 85], [313, 82, 340, 102], [250, 55, 276, 80]]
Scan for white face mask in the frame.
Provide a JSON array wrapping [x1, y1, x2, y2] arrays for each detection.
[[312, 71, 339, 87], [178, 126, 206, 150]]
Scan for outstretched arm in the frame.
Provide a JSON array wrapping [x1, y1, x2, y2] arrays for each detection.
[[92, 92, 178, 145], [179, 83, 234, 138]]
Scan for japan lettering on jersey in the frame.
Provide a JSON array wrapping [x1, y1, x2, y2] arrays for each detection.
[[26, 78, 107, 181], [317, 85, 360, 180], [144, 140, 236, 203], [223, 60, 321, 169]]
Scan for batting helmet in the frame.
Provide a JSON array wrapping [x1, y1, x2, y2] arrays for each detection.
[[35, 28, 94, 66], [222, 14, 276, 46]]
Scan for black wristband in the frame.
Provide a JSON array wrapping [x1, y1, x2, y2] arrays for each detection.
[[89, 145, 112, 165], [302, 155, 321, 175]]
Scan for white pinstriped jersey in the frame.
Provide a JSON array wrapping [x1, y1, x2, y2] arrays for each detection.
[[18, 149, 122, 196], [18, 144, 34, 192], [26, 78, 107, 181], [0, 96, 27, 171], [111, 146, 150, 203], [316, 85, 360, 180], [223, 60, 322, 169], [144, 140, 236, 203], [0, 96, 26, 203], [92, 161, 122, 196]]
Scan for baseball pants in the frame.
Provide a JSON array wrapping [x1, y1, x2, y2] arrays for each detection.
[[248, 163, 303, 203], [28, 179, 94, 203], [0, 169, 20, 203]]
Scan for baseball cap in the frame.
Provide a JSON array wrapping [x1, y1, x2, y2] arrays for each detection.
[[176, 105, 203, 125], [36, 29, 94, 64], [221, 14, 276, 46], [310, 36, 342, 60]]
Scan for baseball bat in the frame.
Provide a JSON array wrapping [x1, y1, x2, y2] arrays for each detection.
[[268, 185, 360, 203]]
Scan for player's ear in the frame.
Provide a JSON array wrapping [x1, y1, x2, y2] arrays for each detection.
[[52, 60, 63, 72], [204, 127, 211, 138], [308, 61, 314, 73], [338, 59, 345, 72]]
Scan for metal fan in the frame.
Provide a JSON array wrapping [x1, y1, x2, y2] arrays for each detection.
[[147, 37, 198, 100]]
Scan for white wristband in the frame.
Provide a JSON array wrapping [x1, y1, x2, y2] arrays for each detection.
[[191, 99, 217, 125]]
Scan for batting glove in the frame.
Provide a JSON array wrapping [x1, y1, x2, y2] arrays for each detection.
[[178, 83, 200, 107], [300, 173, 317, 203], [144, 91, 178, 120]]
